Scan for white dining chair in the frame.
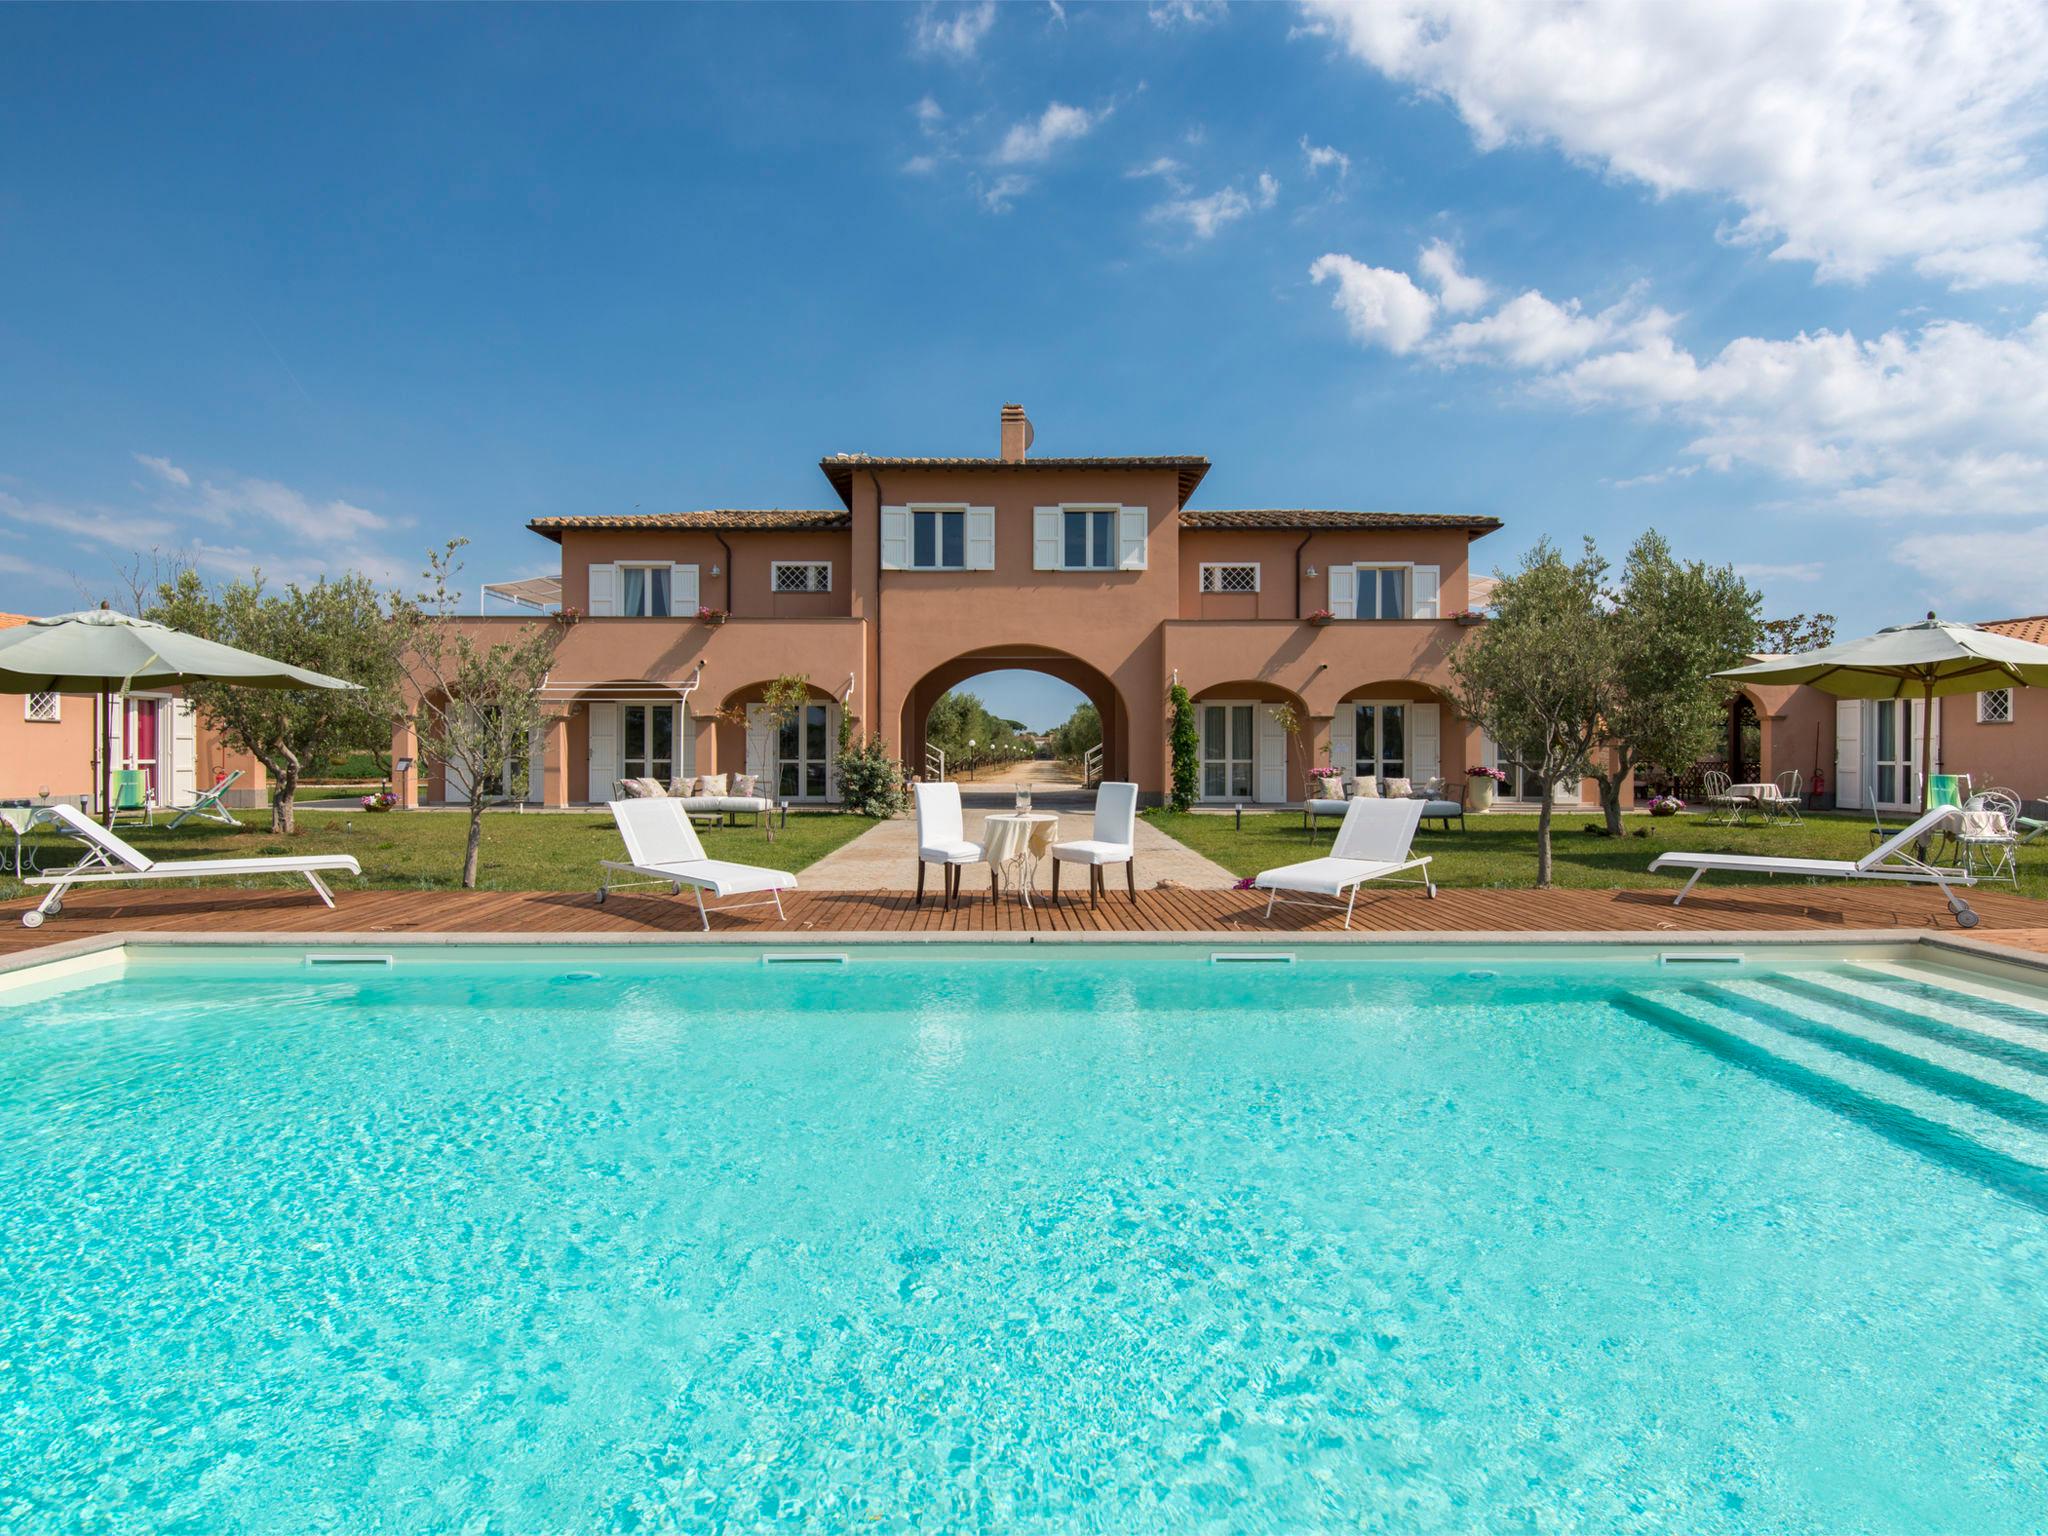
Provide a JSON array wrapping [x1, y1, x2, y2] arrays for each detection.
[[1050, 781, 1139, 908], [913, 780, 990, 907]]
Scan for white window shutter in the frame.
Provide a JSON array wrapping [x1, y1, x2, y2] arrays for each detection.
[[880, 506, 909, 570], [526, 724, 546, 803], [587, 563, 617, 616], [1117, 506, 1148, 570], [1255, 706, 1287, 802], [587, 702, 619, 802], [1411, 564, 1440, 619], [1328, 564, 1357, 620], [744, 705, 774, 779], [170, 698, 198, 807], [1033, 507, 1061, 570], [1330, 705, 1355, 778], [1829, 701, 1863, 808], [1409, 702, 1441, 783], [965, 506, 996, 570], [672, 564, 700, 615]]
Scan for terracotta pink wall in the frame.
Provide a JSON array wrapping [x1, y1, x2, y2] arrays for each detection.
[[1939, 690, 2044, 797], [557, 530, 855, 618], [850, 467, 1185, 790], [0, 693, 94, 802], [1175, 529, 1476, 622]]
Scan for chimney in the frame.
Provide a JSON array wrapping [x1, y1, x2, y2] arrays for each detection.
[[999, 403, 1033, 462]]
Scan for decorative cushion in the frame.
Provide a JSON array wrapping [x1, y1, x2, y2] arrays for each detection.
[[729, 774, 759, 798], [1351, 777, 1382, 800], [624, 777, 665, 798], [698, 773, 729, 795], [1312, 773, 1345, 800], [1384, 777, 1414, 799]]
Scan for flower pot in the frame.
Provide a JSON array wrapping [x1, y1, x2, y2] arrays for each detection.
[[702, 612, 727, 627], [1468, 777, 1496, 812]]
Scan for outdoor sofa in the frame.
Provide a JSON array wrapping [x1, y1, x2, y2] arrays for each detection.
[[1303, 775, 1467, 837], [615, 774, 783, 828]]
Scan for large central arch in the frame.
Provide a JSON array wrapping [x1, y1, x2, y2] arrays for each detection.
[[900, 644, 1130, 785]]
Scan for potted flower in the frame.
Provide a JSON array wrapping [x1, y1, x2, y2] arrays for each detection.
[[1466, 763, 1508, 812], [1305, 608, 1335, 627], [1451, 608, 1485, 626], [697, 606, 728, 626], [360, 790, 399, 812], [1649, 794, 1685, 817], [554, 605, 583, 626]]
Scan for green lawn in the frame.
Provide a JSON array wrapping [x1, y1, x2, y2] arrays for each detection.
[[0, 808, 878, 898], [1144, 807, 2048, 899]]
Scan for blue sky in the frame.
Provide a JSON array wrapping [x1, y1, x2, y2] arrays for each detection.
[[3, 2, 2044, 728]]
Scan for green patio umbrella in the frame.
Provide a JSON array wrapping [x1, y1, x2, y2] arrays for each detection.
[[0, 607, 359, 819], [1717, 613, 2048, 809]]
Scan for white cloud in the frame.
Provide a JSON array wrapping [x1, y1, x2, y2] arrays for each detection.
[[979, 174, 1034, 214], [1893, 525, 2048, 607], [194, 475, 390, 546], [902, 154, 940, 176], [1438, 288, 1675, 369], [1308, 254, 1438, 353], [914, 95, 944, 130], [1, 492, 178, 550], [132, 453, 191, 489], [1150, 173, 1278, 240], [1150, 0, 1228, 26], [1609, 464, 1701, 489], [1300, 137, 1350, 179], [995, 102, 1100, 165], [1310, 244, 2048, 614], [1416, 239, 1488, 313], [1732, 561, 1824, 583], [0, 551, 35, 577], [912, 1, 997, 61], [1127, 155, 1184, 181], [1297, 0, 2048, 287]]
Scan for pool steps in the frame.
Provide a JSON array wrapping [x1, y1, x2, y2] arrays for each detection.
[[1623, 965, 2048, 1212]]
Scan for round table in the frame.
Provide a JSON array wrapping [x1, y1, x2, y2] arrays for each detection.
[[982, 811, 1059, 907]]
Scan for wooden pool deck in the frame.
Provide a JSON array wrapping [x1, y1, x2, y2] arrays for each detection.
[[4, 882, 2047, 957]]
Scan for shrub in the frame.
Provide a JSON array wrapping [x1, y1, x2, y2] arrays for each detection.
[[836, 736, 909, 817], [1167, 683, 1198, 812]]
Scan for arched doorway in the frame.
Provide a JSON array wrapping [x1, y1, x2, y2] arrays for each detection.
[[1333, 680, 1461, 795], [900, 646, 1127, 796], [1187, 680, 1311, 804], [1728, 691, 1762, 784], [719, 679, 846, 803]]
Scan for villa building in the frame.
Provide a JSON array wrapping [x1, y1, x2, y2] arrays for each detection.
[[0, 613, 265, 812], [395, 404, 1566, 809]]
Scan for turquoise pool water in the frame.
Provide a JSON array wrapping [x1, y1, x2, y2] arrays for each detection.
[[4, 944, 2048, 1533]]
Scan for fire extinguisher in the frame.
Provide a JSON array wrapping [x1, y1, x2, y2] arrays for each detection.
[[1812, 768, 1826, 797]]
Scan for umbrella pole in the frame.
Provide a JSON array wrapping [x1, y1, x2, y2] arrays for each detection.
[[1921, 677, 1935, 812], [98, 687, 109, 824]]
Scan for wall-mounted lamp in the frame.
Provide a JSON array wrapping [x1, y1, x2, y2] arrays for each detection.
[[1305, 565, 1319, 579], [710, 565, 721, 576]]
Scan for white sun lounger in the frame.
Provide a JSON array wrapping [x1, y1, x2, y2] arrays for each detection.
[[1649, 802, 1980, 926], [599, 797, 796, 930], [21, 801, 361, 927], [1253, 797, 1436, 929]]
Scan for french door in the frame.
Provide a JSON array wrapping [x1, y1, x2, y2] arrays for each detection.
[[121, 696, 165, 799], [621, 702, 680, 787], [777, 703, 832, 801], [1350, 702, 1406, 783], [1872, 699, 1915, 808], [1199, 702, 1255, 801]]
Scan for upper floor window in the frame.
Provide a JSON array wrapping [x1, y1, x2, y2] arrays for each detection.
[[1979, 688, 2014, 724], [912, 508, 967, 570], [1200, 563, 1260, 594], [23, 691, 59, 723], [1328, 562, 1440, 620], [1063, 507, 1116, 570], [773, 561, 832, 594], [620, 563, 672, 617]]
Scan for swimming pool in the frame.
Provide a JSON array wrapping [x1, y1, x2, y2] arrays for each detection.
[[4, 940, 2048, 1532]]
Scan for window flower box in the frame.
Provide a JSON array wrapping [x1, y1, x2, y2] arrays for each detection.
[[1305, 609, 1335, 628], [1452, 609, 1485, 626], [697, 607, 728, 626]]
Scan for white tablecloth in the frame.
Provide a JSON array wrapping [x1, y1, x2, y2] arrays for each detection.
[[982, 812, 1059, 867]]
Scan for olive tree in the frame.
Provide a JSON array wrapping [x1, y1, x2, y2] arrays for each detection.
[[392, 541, 562, 889], [146, 567, 403, 833], [1587, 531, 1761, 836], [1450, 540, 1613, 887]]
